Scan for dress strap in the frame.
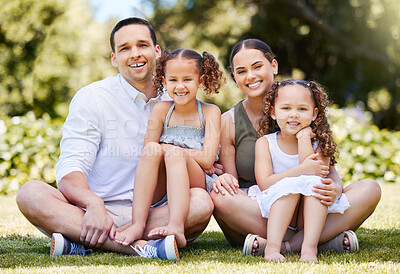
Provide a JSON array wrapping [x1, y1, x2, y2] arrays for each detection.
[[164, 103, 175, 128], [197, 100, 205, 129]]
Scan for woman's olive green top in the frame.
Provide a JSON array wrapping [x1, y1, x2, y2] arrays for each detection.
[[233, 100, 260, 188]]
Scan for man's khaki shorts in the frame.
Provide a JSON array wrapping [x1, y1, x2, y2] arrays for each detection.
[[36, 194, 167, 236]]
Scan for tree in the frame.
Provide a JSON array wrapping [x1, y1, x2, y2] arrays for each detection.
[[0, 0, 116, 118], [146, 0, 400, 130]]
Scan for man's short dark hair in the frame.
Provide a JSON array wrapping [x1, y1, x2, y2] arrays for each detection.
[[110, 17, 157, 52]]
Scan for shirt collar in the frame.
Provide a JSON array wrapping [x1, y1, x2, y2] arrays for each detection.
[[118, 74, 146, 102], [118, 74, 164, 106]]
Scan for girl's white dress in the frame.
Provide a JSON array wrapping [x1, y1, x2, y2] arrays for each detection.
[[249, 132, 350, 219]]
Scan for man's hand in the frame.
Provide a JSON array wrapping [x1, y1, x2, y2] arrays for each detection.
[[80, 201, 115, 248], [312, 177, 341, 206], [213, 173, 239, 195]]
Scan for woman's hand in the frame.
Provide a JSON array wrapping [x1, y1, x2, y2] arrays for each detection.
[[312, 177, 341, 206], [213, 173, 239, 195]]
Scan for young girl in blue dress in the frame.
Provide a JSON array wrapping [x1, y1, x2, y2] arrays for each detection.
[[115, 48, 224, 250], [254, 79, 349, 263]]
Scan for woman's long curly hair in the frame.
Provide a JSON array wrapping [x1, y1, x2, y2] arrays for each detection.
[[154, 48, 225, 95], [259, 80, 338, 165]]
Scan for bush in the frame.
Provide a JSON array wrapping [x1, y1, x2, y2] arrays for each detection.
[[330, 105, 400, 185], [0, 107, 399, 194], [0, 112, 62, 194]]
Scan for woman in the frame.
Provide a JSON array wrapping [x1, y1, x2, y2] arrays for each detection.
[[210, 39, 381, 255]]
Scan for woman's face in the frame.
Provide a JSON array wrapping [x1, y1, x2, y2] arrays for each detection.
[[232, 48, 278, 99]]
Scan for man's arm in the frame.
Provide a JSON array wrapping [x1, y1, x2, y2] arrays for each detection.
[[58, 171, 115, 247], [56, 89, 114, 247]]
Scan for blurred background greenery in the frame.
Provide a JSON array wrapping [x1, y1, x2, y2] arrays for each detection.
[[0, 0, 399, 194]]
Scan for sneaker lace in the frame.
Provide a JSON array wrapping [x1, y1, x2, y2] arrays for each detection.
[[69, 243, 93, 255], [130, 244, 158, 259]]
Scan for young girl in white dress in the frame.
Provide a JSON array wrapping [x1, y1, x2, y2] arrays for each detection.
[[114, 48, 223, 252], [254, 79, 349, 263]]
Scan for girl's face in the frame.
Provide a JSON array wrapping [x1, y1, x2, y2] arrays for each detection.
[[232, 48, 278, 99], [163, 58, 203, 105], [271, 85, 318, 136]]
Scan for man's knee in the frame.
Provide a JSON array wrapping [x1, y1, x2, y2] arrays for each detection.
[[16, 180, 43, 207], [16, 180, 54, 215], [189, 188, 213, 221]]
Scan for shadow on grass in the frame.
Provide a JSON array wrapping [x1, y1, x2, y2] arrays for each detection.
[[1, 228, 399, 268]]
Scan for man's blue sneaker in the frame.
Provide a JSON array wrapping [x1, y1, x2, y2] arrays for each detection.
[[131, 235, 179, 260], [50, 233, 93, 256]]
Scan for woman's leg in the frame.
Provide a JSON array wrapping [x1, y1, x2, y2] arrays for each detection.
[[265, 194, 300, 262], [115, 142, 166, 246], [287, 179, 381, 252], [211, 190, 269, 246], [300, 196, 327, 263], [148, 146, 205, 248]]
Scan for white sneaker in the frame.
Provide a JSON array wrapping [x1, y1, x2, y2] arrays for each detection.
[[50, 233, 93, 257]]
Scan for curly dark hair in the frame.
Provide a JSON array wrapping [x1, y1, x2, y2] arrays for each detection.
[[154, 48, 225, 95], [259, 79, 338, 165]]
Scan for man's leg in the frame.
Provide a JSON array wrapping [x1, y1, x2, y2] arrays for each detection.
[[142, 187, 214, 242], [16, 180, 136, 254]]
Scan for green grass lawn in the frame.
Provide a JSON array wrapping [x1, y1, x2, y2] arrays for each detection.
[[1, 184, 399, 273]]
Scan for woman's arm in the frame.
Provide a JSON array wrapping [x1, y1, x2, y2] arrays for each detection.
[[212, 110, 240, 195]]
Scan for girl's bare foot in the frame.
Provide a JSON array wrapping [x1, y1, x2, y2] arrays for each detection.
[[264, 244, 286, 262], [300, 247, 318, 263], [115, 226, 143, 246], [148, 225, 187, 248]]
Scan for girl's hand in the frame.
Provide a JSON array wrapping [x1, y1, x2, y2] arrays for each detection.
[[213, 173, 239, 195], [312, 177, 341, 206], [300, 153, 329, 177], [296, 126, 315, 139]]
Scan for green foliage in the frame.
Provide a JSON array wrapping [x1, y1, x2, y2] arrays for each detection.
[[0, 0, 116, 118], [330, 105, 400, 184], [0, 113, 62, 194], [0, 108, 399, 194], [147, 0, 400, 130]]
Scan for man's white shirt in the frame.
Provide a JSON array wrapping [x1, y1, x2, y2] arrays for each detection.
[[56, 74, 165, 201]]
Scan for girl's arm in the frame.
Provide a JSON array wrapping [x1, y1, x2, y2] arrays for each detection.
[[185, 103, 221, 170], [143, 101, 172, 146], [296, 126, 315, 163], [255, 137, 329, 191], [212, 110, 239, 195]]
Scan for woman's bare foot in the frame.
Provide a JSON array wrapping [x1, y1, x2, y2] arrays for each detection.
[[148, 225, 187, 248], [264, 244, 286, 262], [343, 235, 350, 251], [299, 247, 318, 263], [251, 239, 289, 256], [115, 225, 144, 246]]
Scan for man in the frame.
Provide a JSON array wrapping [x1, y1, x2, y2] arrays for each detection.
[[16, 17, 213, 260]]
